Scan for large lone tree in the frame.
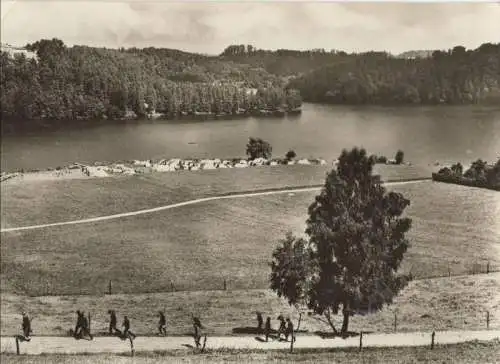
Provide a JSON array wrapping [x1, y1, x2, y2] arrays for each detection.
[[270, 147, 413, 335]]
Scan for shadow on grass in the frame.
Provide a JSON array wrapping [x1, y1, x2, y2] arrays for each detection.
[[314, 331, 371, 339], [232, 327, 309, 335]]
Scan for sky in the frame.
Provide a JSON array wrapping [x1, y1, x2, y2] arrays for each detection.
[[1, 1, 499, 55]]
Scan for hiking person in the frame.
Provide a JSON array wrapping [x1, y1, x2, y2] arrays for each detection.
[[264, 317, 272, 342], [122, 315, 136, 339], [108, 310, 120, 335], [285, 317, 295, 342], [74, 310, 84, 338], [277, 315, 286, 340], [192, 315, 203, 348], [158, 311, 167, 336], [82, 313, 93, 340], [21, 312, 32, 339], [256, 311, 263, 332]]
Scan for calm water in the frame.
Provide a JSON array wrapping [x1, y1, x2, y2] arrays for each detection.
[[1, 103, 499, 172]]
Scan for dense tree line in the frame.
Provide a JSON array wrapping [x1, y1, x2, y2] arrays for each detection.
[[288, 43, 500, 105], [435, 158, 500, 190], [0, 39, 302, 130]]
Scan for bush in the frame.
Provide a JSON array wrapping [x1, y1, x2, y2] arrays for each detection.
[[246, 137, 272, 160], [395, 150, 404, 165], [285, 150, 297, 160]]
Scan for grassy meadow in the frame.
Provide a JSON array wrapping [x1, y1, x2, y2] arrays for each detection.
[[1, 179, 499, 296], [1, 268, 499, 337], [2, 341, 500, 363], [0, 164, 431, 228]]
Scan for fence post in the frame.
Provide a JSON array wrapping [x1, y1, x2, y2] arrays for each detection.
[[394, 312, 397, 332], [448, 265, 451, 277], [223, 279, 227, 291], [359, 331, 363, 351], [486, 311, 490, 330], [171, 281, 175, 292], [431, 331, 435, 350], [487, 261, 490, 274], [201, 335, 207, 353], [88, 312, 91, 334], [129, 335, 135, 356], [15, 336, 20, 355], [108, 280, 112, 295], [290, 328, 295, 353]]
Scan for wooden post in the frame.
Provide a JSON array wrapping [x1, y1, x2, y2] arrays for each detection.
[[15, 336, 20, 355], [448, 265, 451, 277], [129, 335, 135, 356], [289, 328, 294, 353], [88, 312, 91, 333], [394, 312, 397, 332], [223, 279, 227, 291], [486, 311, 490, 330], [487, 261, 490, 274], [171, 281, 175, 292], [359, 331, 363, 351], [431, 331, 435, 350], [108, 280, 112, 295], [201, 335, 207, 353]]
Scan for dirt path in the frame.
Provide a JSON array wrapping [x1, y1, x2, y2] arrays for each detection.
[[1, 330, 499, 355], [0, 179, 429, 233]]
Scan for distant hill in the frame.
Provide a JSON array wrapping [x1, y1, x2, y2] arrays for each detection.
[[288, 43, 500, 105], [396, 50, 434, 59]]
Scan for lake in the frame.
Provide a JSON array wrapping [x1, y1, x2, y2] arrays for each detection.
[[1, 103, 499, 172]]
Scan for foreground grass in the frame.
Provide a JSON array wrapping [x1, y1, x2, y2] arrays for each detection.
[[2, 341, 499, 363], [1, 180, 498, 296], [1, 273, 498, 336], [1, 164, 430, 228]]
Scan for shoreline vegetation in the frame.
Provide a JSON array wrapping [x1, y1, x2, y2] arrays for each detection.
[[2, 40, 499, 133], [432, 158, 500, 191], [0, 155, 415, 184]]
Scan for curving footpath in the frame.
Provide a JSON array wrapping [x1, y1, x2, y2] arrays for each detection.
[[0, 179, 430, 233], [1, 330, 499, 355]]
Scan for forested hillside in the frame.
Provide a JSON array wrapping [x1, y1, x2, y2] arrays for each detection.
[[2, 40, 499, 132], [288, 43, 500, 105], [0, 39, 302, 130]]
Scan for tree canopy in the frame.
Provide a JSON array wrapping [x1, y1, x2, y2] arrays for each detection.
[[288, 43, 500, 105], [246, 137, 272, 160], [270, 147, 413, 335]]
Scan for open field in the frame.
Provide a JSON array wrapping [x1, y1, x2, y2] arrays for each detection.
[[2, 340, 500, 363], [1, 179, 499, 295], [1, 273, 499, 336], [0, 164, 431, 228]]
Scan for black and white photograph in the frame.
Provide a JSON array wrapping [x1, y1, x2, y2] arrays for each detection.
[[0, 0, 499, 362]]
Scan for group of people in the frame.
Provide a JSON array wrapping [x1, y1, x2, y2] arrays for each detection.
[[20, 310, 294, 343], [105, 310, 168, 339], [256, 312, 295, 342]]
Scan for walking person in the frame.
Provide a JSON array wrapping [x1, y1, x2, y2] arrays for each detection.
[[122, 315, 136, 340], [158, 311, 167, 336], [73, 310, 84, 339], [81, 312, 93, 340], [264, 316, 272, 342], [192, 315, 203, 348], [21, 312, 32, 340], [108, 310, 120, 335], [256, 311, 263, 333], [285, 317, 295, 342], [277, 315, 286, 341]]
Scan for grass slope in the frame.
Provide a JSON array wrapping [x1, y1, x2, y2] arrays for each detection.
[[1, 273, 499, 337], [1, 180, 499, 296], [0, 164, 430, 228], [1, 340, 500, 364]]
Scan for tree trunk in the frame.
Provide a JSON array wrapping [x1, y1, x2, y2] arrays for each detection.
[[296, 312, 303, 331], [325, 309, 338, 335], [341, 309, 349, 337]]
